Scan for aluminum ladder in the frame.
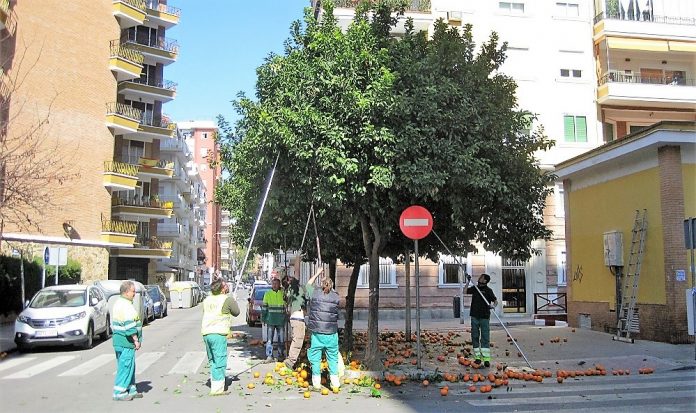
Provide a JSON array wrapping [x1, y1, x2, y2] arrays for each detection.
[[614, 209, 647, 343]]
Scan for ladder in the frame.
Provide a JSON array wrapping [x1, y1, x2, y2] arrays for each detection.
[[614, 209, 647, 343]]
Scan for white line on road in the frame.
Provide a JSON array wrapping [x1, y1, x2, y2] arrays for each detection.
[[168, 351, 206, 375], [2, 356, 76, 379], [58, 354, 113, 377], [135, 351, 165, 374], [0, 357, 36, 373], [467, 389, 695, 407]]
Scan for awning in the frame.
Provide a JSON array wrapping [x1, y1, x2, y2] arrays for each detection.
[[606, 37, 669, 52], [669, 41, 696, 53]]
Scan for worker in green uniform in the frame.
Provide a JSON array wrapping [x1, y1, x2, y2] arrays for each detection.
[[262, 278, 286, 361], [111, 280, 143, 401], [466, 273, 498, 367]]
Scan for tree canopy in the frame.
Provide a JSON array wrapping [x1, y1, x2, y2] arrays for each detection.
[[216, 0, 554, 367]]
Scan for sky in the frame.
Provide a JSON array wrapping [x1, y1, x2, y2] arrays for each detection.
[[165, 0, 310, 124]]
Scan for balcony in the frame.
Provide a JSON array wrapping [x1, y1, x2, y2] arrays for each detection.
[[156, 222, 185, 238], [0, 0, 16, 36], [103, 161, 140, 190], [111, 237, 173, 259], [109, 40, 144, 81], [118, 78, 177, 102], [106, 102, 142, 133], [333, 0, 430, 12], [112, 0, 147, 28], [136, 157, 175, 179], [101, 217, 138, 246], [593, 2, 696, 41], [597, 71, 696, 108], [111, 196, 174, 220], [329, 0, 432, 34], [145, 0, 181, 29], [123, 32, 179, 65], [125, 115, 176, 142]]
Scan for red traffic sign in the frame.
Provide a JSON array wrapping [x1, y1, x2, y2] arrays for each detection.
[[399, 205, 433, 240]]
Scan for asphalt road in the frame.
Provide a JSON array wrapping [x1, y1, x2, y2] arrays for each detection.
[[0, 289, 694, 413]]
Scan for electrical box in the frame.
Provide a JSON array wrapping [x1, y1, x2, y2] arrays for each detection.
[[603, 231, 624, 267]]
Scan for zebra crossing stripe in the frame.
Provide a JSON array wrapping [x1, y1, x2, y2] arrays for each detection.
[[58, 354, 113, 377], [0, 357, 36, 373], [135, 352, 165, 374], [2, 356, 76, 379], [467, 389, 695, 407], [168, 351, 206, 374]]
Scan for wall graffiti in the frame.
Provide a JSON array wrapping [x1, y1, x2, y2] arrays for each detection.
[[572, 265, 583, 283]]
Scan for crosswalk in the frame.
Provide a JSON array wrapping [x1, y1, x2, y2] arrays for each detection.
[[0, 348, 252, 380]]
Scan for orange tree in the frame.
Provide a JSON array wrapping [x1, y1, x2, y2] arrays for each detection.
[[216, 0, 553, 368]]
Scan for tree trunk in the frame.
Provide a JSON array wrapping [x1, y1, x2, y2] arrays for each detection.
[[361, 213, 383, 370], [329, 258, 336, 286], [342, 264, 361, 352]]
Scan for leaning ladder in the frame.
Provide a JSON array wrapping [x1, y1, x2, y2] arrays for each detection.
[[614, 209, 647, 343]]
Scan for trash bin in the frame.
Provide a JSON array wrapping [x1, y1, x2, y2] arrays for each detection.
[[453, 296, 461, 318]]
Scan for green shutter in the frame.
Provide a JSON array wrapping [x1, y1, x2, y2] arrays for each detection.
[[576, 116, 587, 142], [563, 115, 576, 142]]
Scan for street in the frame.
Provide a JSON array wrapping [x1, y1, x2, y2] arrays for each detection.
[[0, 290, 693, 412]]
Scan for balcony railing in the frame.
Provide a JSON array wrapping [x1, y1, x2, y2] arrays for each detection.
[[333, 0, 431, 12], [126, 77, 178, 91], [145, 0, 181, 16], [134, 236, 173, 249], [113, 196, 174, 209], [599, 71, 695, 87], [102, 218, 138, 235], [106, 102, 143, 121], [109, 40, 144, 65], [140, 114, 174, 129], [123, 31, 180, 54], [593, 8, 695, 26], [104, 160, 139, 176]]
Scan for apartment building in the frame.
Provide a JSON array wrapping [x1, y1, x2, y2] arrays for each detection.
[[106, 0, 181, 285], [592, 0, 696, 140], [178, 121, 221, 280], [309, 0, 603, 319], [156, 127, 208, 286]]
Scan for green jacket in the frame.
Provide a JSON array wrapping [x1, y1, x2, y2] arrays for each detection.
[[262, 289, 286, 326], [111, 296, 142, 348]]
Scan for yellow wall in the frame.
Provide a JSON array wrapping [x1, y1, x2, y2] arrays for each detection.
[[569, 167, 665, 305]]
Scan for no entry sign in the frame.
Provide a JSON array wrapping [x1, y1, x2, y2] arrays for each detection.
[[399, 205, 433, 240]]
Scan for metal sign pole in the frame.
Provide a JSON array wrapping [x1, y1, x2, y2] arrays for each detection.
[[415, 238, 421, 370]]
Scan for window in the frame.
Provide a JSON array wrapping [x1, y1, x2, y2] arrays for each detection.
[[555, 2, 579, 17], [603, 122, 615, 142], [499, 1, 525, 13], [555, 184, 565, 218], [202, 133, 208, 139], [299, 261, 328, 286], [563, 115, 587, 142], [121, 140, 144, 164], [560, 69, 582, 78], [438, 254, 467, 286], [557, 249, 567, 286], [358, 257, 397, 287]]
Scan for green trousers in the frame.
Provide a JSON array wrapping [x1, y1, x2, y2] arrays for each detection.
[[203, 334, 228, 382], [471, 316, 491, 362], [307, 332, 338, 377], [113, 346, 137, 398]]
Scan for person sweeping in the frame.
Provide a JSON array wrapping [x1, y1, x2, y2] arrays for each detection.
[[466, 273, 498, 368], [201, 277, 240, 396]]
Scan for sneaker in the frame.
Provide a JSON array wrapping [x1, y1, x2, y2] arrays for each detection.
[[266, 356, 274, 362], [209, 391, 231, 397], [130, 393, 144, 399], [484, 361, 490, 368], [113, 394, 134, 402], [284, 360, 294, 370], [474, 359, 482, 365]]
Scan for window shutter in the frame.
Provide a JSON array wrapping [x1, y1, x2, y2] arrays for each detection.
[[576, 116, 587, 142], [563, 116, 576, 141]]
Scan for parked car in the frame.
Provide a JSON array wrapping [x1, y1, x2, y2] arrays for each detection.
[[145, 285, 168, 318], [143, 292, 155, 323], [246, 284, 271, 327], [93, 279, 149, 326], [14, 284, 110, 351]]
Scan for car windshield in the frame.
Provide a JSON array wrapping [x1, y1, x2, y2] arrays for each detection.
[[253, 288, 270, 300], [30, 290, 86, 308]]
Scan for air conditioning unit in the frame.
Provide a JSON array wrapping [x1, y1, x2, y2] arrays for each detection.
[[447, 11, 462, 25]]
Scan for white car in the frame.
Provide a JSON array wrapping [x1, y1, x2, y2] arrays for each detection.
[[14, 284, 110, 351]]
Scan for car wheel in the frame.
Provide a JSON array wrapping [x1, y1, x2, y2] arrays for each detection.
[[163, 306, 167, 317], [81, 323, 94, 350], [100, 315, 111, 340]]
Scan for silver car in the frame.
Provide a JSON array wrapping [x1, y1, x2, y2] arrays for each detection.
[[14, 284, 110, 351]]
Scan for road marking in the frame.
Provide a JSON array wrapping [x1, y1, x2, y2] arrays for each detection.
[[0, 357, 36, 373], [168, 351, 205, 374], [135, 352, 165, 374], [403, 218, 428, 226], [2, 356, 76, 379], [58, 354, 113, 377], [467, 389, 695, 407]]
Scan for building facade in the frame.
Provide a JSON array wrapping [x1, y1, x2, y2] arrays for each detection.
[[178, 121, 221, 280], [555, 121, 695, 343]]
